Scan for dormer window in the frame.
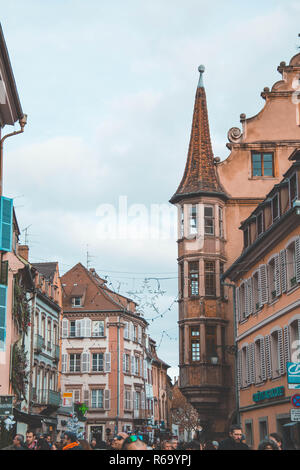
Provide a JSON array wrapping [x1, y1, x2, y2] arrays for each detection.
[[272, 193, 280, 222], [256, 212, 264, 237], [72, 296, 82, 307], [251, 152, 274, 177], [243, 226, 250, 249], [289, 173, 297, 204]]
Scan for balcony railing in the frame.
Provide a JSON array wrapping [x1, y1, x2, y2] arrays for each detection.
[[180, 363, 230, 389], [31, 388, 61, 407]]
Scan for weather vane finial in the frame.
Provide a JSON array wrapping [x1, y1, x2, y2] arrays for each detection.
[[198, 65, 205, 88]]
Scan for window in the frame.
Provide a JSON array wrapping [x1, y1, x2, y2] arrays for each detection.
[[218, 206, 223, 238], [91, 389, 104, 409], [256, 212, 264, 237], [190, 327, 200, 362], [135, 356, 139, 376], [72, 296, 82, 307], [272, 193, 280, 221], [204, 260, 216, 297], [180, 206, 184, 238], [220, 262, 225, 299], [189, 205, 197, 235], [206, 325, 217, 358], [179, 263, 184, 299], [245, 421, 253, 447], [204, 206, 214, 235], [252, 152, 274, 177], [239, 283, 246, 320], [70, 354, 81, 373], [70, 321, 76, 337], [92, 353, 104, 372], [289, 173, 297, 203], [92, 321, 104, 337], [259, 418, 268, 441], [286, 242, 297, 289], [135, 391, 140, 410], [268, 259, 277, 301], [123, 353, 130, 373], [188, 261, 199, 296], [124, 390, 131, 410]]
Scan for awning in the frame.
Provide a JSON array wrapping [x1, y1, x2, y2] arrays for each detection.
[[13, 408, 42, 427], [283, 422, 299, 427]]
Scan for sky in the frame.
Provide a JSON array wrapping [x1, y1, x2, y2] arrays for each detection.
[[1, 0, 300, 380]]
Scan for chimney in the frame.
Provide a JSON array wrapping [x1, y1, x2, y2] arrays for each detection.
[[18, 245, 29, 261]]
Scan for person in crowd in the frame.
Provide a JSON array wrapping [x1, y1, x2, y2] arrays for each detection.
[[90, 437, 98, 449], [2, 434, 27, 450], [204, 440, 218, 450], [97, 440, 108, 450], [218, 425, 249, 450], [110, 432, 128, 450], [51, 441, 62, 450], [258, 439, 279, 450], [269, 433, 283, 450], [36, 438, 51, 450], [122, 435, 147, 451], [25, 430, 37, 450], [160, 440, 174, 450], [78, 439, 91, 450], [171, 438, 178, 449], [62, 431, 82, 450]]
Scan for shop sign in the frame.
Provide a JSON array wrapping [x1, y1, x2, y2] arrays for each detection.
[[287, 363, 300, 384], [62, 392, 73, 407], [291, 409, 300, 422], [0, 396, 13, 416], [253, 386, 285, 403]]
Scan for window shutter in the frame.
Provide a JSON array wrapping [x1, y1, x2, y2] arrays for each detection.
[[144, 360, 147, 380], [123, 353, 126, 373], [259, 265, 268, 305], [295, 237, 300, 283], [104, 389, 110, 410], [62, 319, 68, 338], [279, 249, 287, 293], [84, 318, 91, 337], [284, 326, 290, 372], [82, 353, 90, 373], [131, 355, 135, 375], [244, 282, 249, 318], [246, 345, 250, 385], [265, 335, 272, 379], [247, 278, 253, 316], [124, 322, 129, 339], [274, 254, 281, 297], [237, 350, 242, 390], [0, 197, 13, 252], [278, 329, 285, 376], [0, 261, 8, 286], [140, 357, 143, 377], [105, 352, 111, 372], [138, 325, 142, 344], [75, 319, 82, 337], [61, 354, 67, 373], [84, 389, 89, 406], [141, 391, 145, 410], [260, 338, 266, 381], [236, 287, 240, 323], [249, 343, 255, 384]]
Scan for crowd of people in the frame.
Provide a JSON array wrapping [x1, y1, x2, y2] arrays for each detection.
[[0, 425, 290, 450]]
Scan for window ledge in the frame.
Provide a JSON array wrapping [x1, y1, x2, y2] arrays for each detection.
[[286, 284, 300, 296], [268, 298, 279, 307]]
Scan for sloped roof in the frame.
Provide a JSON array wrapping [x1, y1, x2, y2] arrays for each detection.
[[32, 262, 58, 282], [170, 66, 227, 204]]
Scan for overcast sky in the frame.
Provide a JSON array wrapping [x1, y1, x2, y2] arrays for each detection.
[[1, 0, 300, 380]]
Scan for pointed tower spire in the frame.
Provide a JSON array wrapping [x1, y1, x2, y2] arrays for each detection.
[[170, 65, 226, 204]]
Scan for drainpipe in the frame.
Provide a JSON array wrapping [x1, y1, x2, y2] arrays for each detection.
[[0, 114, 27, 196], [116, 316, 120, 434], [28, 289, 37, 415], [221, 280, 240, 426]]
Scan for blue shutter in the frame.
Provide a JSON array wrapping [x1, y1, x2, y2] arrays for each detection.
[[0, 197, 13, 252], [0, 285, 7, 351]]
